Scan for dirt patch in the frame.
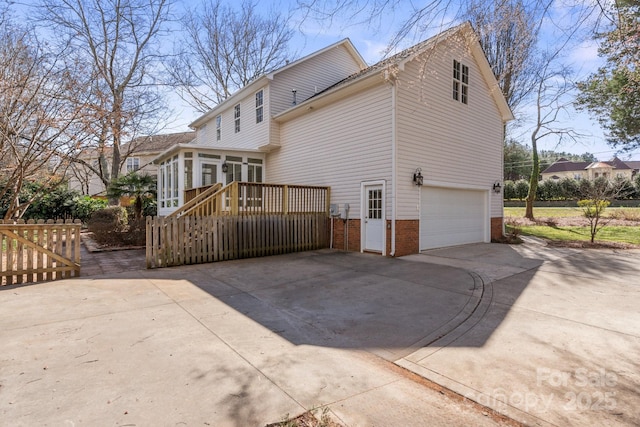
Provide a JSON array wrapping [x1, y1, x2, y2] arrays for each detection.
[[266, 408, 342, 427], [505, 215, 640, 249], [546, 240, 640, 249]]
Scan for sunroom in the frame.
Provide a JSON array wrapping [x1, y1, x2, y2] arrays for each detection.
[[154, 143, 265, 217]]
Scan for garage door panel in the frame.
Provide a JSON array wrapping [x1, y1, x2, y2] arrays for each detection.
[[420, 187, 487, 250]]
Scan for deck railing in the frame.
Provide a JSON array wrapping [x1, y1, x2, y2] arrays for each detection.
[[176, 182, 330, 218]]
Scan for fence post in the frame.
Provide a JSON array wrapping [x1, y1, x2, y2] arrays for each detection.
[[231, 182, 239, 216], [283, 185, 289, 215]]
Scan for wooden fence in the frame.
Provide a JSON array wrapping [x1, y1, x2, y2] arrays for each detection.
[[146, 214, 328, 268], [0, 219, 82, 286]]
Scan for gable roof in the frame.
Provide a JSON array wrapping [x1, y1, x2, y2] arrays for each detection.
[[625, 160, 640, 170], [275, 22, 514, 123], [189, 39, 367, 129], [541, 159, 591, 174], [122, 132, 196, 155], [542, 157, 639, 174]]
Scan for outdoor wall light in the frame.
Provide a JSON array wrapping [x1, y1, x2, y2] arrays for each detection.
[[222, 161, 228, 173], [493, 181, 502, 193], [413, 168, 423, 186]]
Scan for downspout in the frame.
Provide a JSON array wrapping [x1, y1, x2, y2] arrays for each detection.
[[390, 76, 397, 257]]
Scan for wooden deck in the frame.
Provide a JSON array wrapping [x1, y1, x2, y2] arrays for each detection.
[[148, 182, 331, 268]]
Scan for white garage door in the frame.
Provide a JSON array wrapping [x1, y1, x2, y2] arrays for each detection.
[[420, 186, 488, 250]]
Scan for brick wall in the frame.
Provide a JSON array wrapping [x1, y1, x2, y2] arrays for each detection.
[[329, 218, 500, 256], [491, 217, 503, 241], [330, 218, 361, 252], [386, 220, 420, 257]]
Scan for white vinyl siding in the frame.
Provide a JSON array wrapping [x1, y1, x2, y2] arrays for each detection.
[[268, 84, 393, 216], [270, 44, 364, 116], [395, 37, 504, 221], [197, 85, 270, 150]]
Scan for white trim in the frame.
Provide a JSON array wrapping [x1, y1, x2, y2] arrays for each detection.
[[360, 180, 386, 256], [422, 179, 490, 191], [390, 82, 397, 257]]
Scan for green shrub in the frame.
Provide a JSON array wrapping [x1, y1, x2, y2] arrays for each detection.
[[514, 180, 529, 200], [72, 196, 108, 224], [578, 199, 610, 218]]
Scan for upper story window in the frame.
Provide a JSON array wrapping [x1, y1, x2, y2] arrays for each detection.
[[453, 59, 469, 104], [234, 104, 241, 133], [255, 90, 264, 123], [215, 115, 221, 141], [126, 157, 140, 173]]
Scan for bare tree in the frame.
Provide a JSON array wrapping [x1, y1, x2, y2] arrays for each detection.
[[465, 0, 543, 114], [37, 0, 173, 194], [0, 14, 88, 219], [524, 57, 585, 219], [166, 0, 295, 112], [578, 177, 632, 243]]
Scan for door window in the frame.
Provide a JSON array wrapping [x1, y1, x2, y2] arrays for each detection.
[[368, 189, 382, 219]]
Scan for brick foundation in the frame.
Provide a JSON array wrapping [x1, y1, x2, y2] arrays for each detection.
[[329, 218, 421, 256], [329, 218, 361, 252], [491, 217, 504, 241], [387, 220, 420, 257], [329, 217, 501, 256]]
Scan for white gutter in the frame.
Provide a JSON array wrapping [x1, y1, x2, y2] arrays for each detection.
[[390, 76, 397, 257]]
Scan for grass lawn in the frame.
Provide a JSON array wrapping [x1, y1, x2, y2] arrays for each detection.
[[509, 225, 640, 245], [505, 206, 640, 245], [504, 206, 640, 218]]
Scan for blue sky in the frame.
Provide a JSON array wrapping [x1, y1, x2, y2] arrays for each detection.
[[9, 0, 637, 161], [162, 0, 639, 161]]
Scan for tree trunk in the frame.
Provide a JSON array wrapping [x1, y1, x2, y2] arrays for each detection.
[[525, 135, 539, 219]]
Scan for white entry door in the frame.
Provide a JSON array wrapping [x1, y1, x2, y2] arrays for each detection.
[[363, 184, 384, 252]]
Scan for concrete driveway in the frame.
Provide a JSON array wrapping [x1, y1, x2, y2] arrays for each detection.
[[1, 242, 639, 426], [402, 240, 640, 427]]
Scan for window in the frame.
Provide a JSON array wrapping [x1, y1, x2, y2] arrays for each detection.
[[225, 155, 242, 184], [215, 115, 221, 141], [159, 156, 179, 208], [574, 174, 582, 180], [247, 158, 263, 183], [201, 163, 217, 186], [184, 152, 193, 190], [126, 157, 140, 173], [255, 90, 264, 123], [453, 60, 469, 104], [234, 104, 241, 133], [368, 189, 382, 219], [247, 158, 263, 208]]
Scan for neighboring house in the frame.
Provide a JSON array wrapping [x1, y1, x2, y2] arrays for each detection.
[[154, 22, 513, 255], [541, 157, 639, 182], [68, 132, 195, 196]]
